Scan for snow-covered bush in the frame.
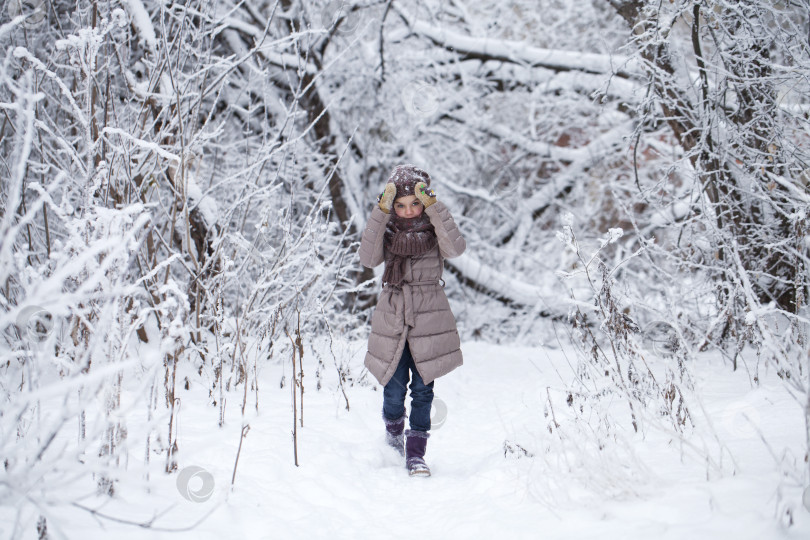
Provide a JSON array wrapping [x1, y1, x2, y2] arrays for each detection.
[[2, 0, 810, 534]]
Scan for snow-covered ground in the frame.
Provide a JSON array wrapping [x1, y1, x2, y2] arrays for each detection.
[[4, 339, 810, 539]]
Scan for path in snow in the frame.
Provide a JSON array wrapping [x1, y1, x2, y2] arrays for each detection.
[[32, 340, 810, 540]]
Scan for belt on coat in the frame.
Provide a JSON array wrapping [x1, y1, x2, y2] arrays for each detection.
[[385, 279, 442, 328]]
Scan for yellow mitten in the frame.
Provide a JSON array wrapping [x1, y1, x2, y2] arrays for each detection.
[[415, 182, 437, 209], [377, 183, 397, 214]]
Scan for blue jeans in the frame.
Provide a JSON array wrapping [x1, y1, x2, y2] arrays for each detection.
[[382, 342, 434, 432]]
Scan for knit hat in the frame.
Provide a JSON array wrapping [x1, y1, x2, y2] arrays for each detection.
[[387, 164, 431, 200]]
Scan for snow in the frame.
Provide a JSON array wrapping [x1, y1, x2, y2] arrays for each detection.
[[185, 170, 219, 232], [5, 339, 808, 539], [3, 0, 810, 537], [124, 0, 156, 52], [10, 47, 84, 127], [396, 7, 641, 77], [447, 253, 555, 308], [219, 16, 319, 74]]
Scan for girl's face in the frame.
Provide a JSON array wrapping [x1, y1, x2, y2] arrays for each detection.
[[393, 195, 423, 218]]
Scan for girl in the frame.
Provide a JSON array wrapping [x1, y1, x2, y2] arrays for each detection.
[[359, 164, 466, 477]]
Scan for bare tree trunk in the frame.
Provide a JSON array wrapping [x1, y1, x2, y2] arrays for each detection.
[[610, 0, 799, 312]]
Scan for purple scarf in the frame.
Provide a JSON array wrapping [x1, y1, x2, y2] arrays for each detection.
[[382, 213, 437, 287]]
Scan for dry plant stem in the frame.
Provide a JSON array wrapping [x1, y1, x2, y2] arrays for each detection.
[[165, 351, 179, 472], [145, 382, 155, 472], [241, 354, 249, 416], [296, 311, 304, 428], [257, 310, 281, 413], [231, 424, 250, 487], [71, 501, 215, 532], [253, 351, 260, 413], [378, 0, 394, 82], [573, 237, 640, 432], [584, 316, 639, 432], [285, 327, 299, 466], [78, 387, 86, 442], [218, 317, 226, 427], [321, 306, 349, 411], [545, 387, 560, 429]]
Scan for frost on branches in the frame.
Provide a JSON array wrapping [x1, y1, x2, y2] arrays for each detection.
[[1, 0, 810, 535]]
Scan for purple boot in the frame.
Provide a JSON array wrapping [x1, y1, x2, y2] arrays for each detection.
[[383, 412, 406, 456], [405, 429, 431, 477]]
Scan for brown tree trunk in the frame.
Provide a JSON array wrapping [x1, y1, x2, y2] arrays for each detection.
[[611, 0, 799, 311]]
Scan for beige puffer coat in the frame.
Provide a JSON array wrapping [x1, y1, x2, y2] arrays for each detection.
[[359, 202, 466, 386]]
